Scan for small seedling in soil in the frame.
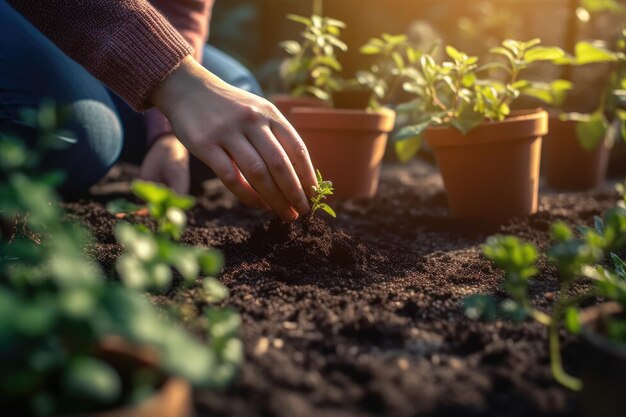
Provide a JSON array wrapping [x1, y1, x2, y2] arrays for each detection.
[[465, 193, 626, 391], [310, 169, 336, 219]]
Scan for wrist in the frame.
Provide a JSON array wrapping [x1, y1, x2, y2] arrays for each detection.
[[151, 55, 200, 118]]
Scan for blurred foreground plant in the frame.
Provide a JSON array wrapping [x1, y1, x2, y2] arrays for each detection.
[[465, 187, 626, 391], [0, 103, 242, 416]]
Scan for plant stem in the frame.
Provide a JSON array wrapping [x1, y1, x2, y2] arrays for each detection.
[[313, 0, 323, 16], [548, 314, 582, 391]]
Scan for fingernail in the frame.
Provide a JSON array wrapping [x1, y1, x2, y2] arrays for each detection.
[[283, 210, 298, 222]]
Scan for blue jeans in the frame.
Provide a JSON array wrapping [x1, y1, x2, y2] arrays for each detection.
[[0, 0, 262, 197]]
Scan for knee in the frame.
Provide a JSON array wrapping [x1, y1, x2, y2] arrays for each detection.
[[57, 99, 123, 196]]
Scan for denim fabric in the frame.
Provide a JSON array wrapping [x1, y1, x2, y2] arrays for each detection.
[[0, 0, 262, 197]]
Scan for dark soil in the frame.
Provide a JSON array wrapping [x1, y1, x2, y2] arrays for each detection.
[[63, 160, 621, 417]]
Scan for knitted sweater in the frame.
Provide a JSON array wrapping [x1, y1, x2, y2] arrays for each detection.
[[7, 0, 214, 145]]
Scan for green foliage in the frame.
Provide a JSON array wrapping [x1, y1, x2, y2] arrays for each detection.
[[465, 190, 626, 391], [309, 169, 336, 218], [356, 33, 422, 109], [115, 180, 224, 293], [0, 104, 241, 416], [280, 13, 347, 102], [557, 34, 626, 148], [394, 39, 569, 162]]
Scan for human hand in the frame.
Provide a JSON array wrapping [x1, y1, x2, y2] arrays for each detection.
[[140, 134, 190, 195], [151, 56, 317, 222]]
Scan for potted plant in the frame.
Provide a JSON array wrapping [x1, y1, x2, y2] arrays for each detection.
[[465, 183, 626, 417], [273, 9, 347, 119], [0, 110, 242, 416], [394, 39, 571, 219], [288, 32, 421, 199], [543, 35, 626, 190]]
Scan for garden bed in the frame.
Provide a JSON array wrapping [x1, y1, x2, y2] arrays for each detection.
[[63, 160, 619, 417]]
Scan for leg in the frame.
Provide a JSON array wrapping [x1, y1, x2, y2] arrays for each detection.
[[0, 1, 123, 197]]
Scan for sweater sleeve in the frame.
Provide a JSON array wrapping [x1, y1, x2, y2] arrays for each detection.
[[144, 0, 213, 146], [6, 0, 194, 111]]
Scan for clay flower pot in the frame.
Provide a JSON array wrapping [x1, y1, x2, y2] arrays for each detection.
[[425, 109, 548, 219], [90, 338, 191, 417], [543, 118, 611, 191], [578, 303, 626, 417], [271, 95, 329, 122], [290, 108, 396, 199]]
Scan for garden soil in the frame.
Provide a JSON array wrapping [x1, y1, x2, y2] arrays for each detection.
[[63, 160, 621, 417]]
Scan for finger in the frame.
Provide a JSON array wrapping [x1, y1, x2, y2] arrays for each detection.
[[246, 124, 310, 215], [166, 164, 190, 195], [269, 115, 318, 198], [200, 145, 270, 211], [224, 136, 298, 222]]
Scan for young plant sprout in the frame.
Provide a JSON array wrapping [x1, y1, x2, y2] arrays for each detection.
[[394, 39, 569, 161], [280, 13, 347, 102], [310, 169, 336, 218], [465, 192, 626, 391]]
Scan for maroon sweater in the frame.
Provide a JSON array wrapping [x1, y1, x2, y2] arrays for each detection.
[[8, 0, 214, 145]]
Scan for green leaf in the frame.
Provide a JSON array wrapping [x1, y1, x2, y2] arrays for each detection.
[[105, 199, 143, 215], [524, 46, 565, 63], [395, 120, 431, 141], [360, 44, 381, 55], [611, 253, 626, 279], [576, 113, 608, 150], [63, 358, 121, 406], [280, 40, 301, 55], [318, 203, 336, 218], [132, 180, 170, 205], [395, 135, 423, 163], [564, 307, 582, 334], [463, 294, 499, 321], [446, 45, 463, 61], [203, 277, 229, 303], [287, 14, 312, 26], [572, 41, 617, 65], [551, 221, 574, 242], [198, 249, 224, 276], [581, 0, 624, 13]]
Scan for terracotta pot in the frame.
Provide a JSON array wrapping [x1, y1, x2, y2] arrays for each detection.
[[271, 95, 328, 122], [89, 338, 191, 417], [578, 303, 626, 417], [290, 108, 396, 199], [543, 118, 611, 191], [425, 109, 548, 219]]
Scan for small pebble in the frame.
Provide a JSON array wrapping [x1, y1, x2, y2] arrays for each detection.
[[254, 337, 270, 356]]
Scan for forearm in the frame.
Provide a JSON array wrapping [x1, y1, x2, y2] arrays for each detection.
[[7, 0, 193, 110]]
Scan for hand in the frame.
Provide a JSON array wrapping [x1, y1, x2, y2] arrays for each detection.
[[140, 134, 190, 195], [151, 56, 317, 222]]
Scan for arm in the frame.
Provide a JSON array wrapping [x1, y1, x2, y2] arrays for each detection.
[[7, 0, 192, 111]]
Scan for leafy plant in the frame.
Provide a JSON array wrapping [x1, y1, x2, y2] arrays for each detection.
[[357, 33, 422, 109], [465, 189, 626, 391], [114, 181, 226, 295], [394, 39, 569, 162], [309, 169, 336, 218], [280, 13, 347, 102], [556, 33, 626, 150], [0, 104, 242, 416]]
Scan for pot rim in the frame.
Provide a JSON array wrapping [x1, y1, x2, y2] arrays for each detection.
[[580, 302, 626, 361], [425, 108, 548, 149], [290, 107, 396, 132]]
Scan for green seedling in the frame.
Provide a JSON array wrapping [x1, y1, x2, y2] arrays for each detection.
[[309, 169, 336, 218], [394, 39, 570, 162], [280, 13, 347, 102], [0, 109, 242, 416], [465, 194, 626, 391]]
